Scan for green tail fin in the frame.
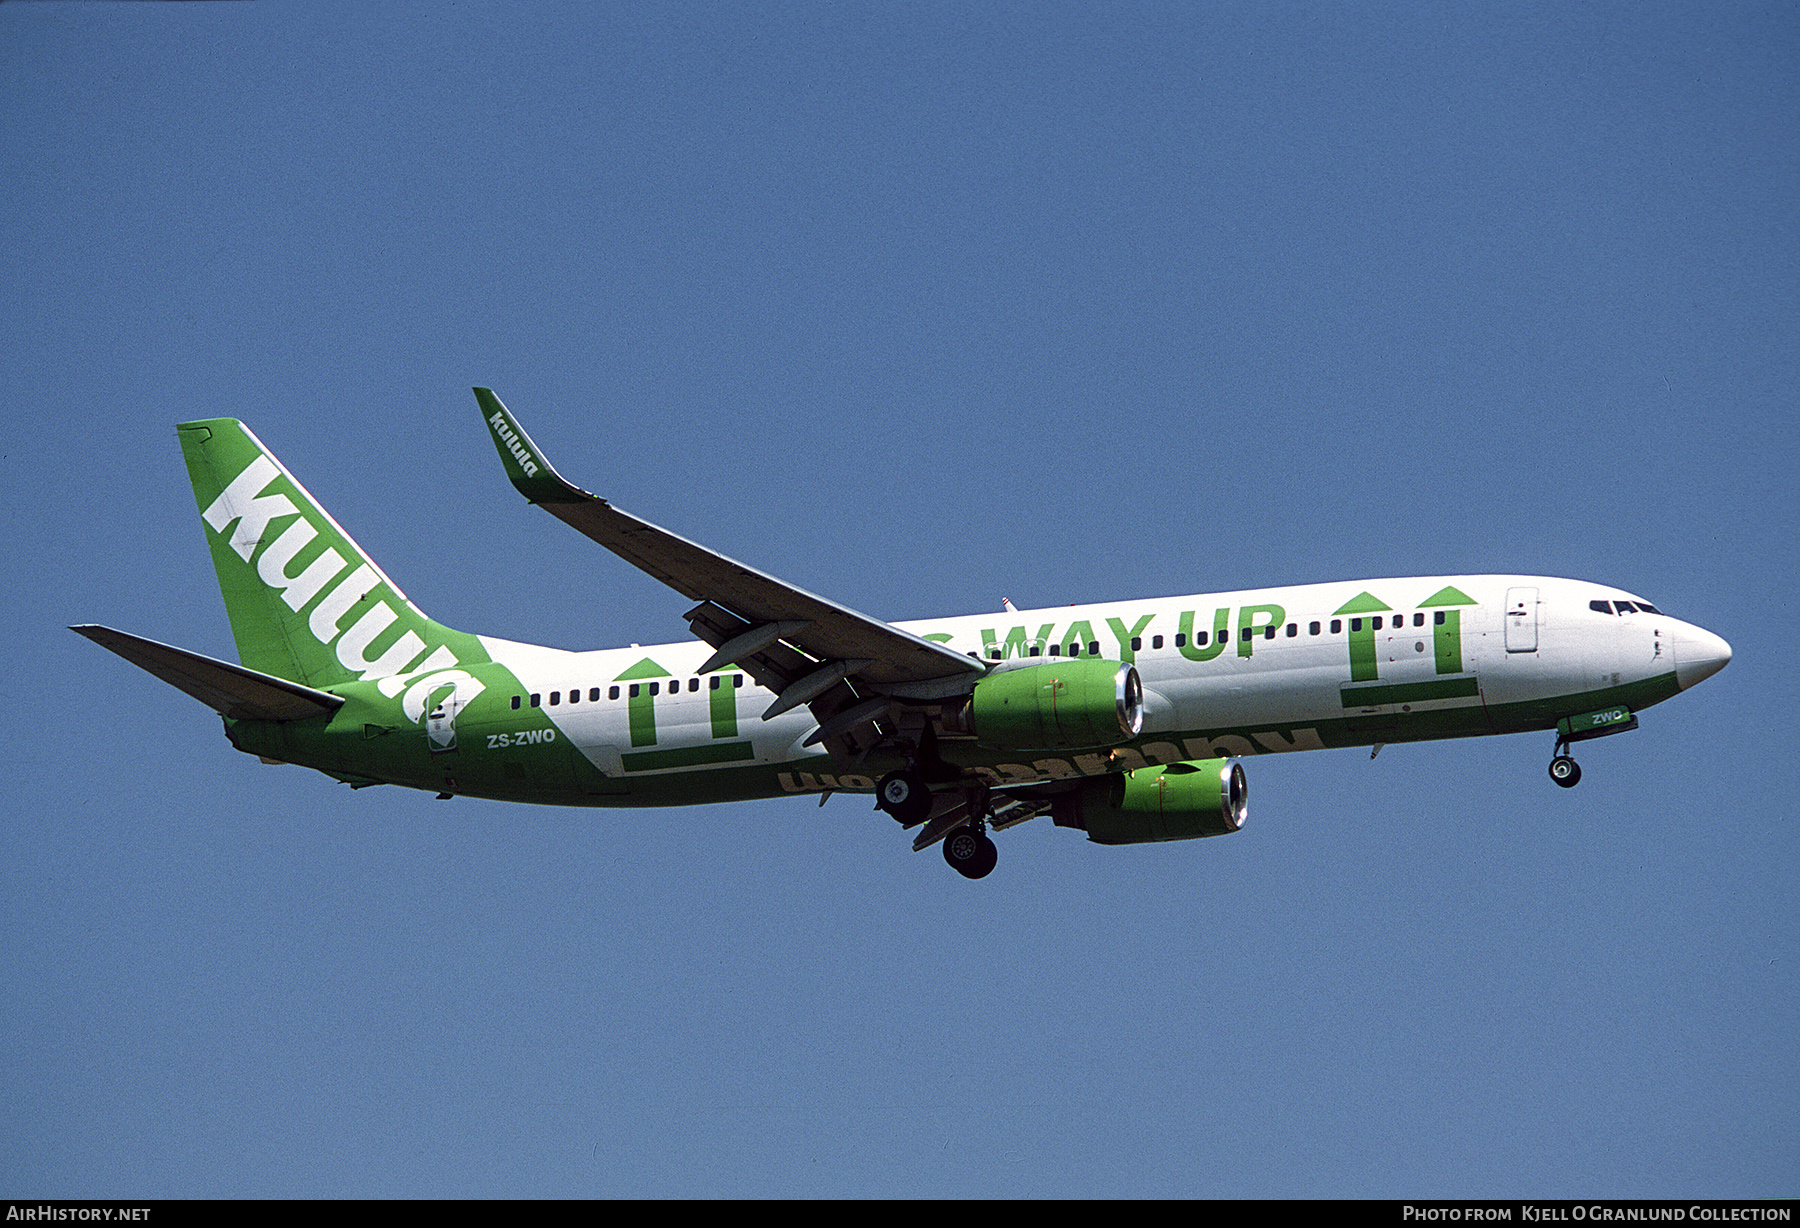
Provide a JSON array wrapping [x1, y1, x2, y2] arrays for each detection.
[[177, 419, 489, 688]]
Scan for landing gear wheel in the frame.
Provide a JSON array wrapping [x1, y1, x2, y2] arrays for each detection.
[[876, 770, 932, 826], [1549, 755, 1581, 788], [942, 826, 998, 879]]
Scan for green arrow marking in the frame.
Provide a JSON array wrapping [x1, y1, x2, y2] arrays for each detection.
[[709, 670, 739, 739], [615, 657, 671, 747], [1419, 585, 1478, 676], [1334, 592, 1392, 682]]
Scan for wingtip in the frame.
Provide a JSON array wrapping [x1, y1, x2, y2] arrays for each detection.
[[475, 388, 592, 504]]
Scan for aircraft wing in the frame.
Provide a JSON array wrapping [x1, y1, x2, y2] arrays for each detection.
[[475, 389, 985, 703], [71, 625, 345, 722]]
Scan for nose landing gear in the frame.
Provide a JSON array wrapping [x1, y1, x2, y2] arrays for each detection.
[[1545, 706, 1640, 789], [1548, 752, 1582, 788]]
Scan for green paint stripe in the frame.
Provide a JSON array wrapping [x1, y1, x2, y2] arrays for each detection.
[[391, 672, 1684, 810], [1340, 677, 1481, 707], [621, 741, 757, 772]]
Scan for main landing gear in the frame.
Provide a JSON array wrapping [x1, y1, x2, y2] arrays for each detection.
[[876, 760, 1000, 880], [941, 822, 998, 880], [876, 768, 932, 827]]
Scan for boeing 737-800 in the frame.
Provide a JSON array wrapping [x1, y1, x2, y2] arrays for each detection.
[[74, 389, 1732, 879]]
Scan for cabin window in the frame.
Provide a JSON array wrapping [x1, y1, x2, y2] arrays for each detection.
[[709, 676, 720, 690], [1309, 621, 1321, 635], [511, 695, 521, 710], [1028, 645, 1041, 657], [1638, 602, 1662, 615], [530, 693, 541, 707], [1151, 635, 1163, 650], [1175, 633, 1188, 648], [1351, 618, 1362, 632], [629, 684, 639, 698], [1265, 625, 1276, 640], [590, 688, 601, 701], [1434, 612, 1445, 625], [549, 692, 560, 706], [648, 682, 659, 696], [609, 686, 620, 700], [1049, 644, 1061, 656], [567, 688, 578, 704], [733, 674, 743, 688], [1590, 600, 1612, 614], [689, 678, 700, 692], [1131, 637, 1142, 651], [1088, 640, 1099, 655], [1414, 613, 1425, 627], [1331, 619, 1342, 634]]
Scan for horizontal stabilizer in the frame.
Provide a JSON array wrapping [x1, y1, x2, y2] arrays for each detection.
[[71, 625, 345, 722]]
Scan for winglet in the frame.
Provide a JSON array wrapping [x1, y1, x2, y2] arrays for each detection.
[[474, 387, 591, 505]]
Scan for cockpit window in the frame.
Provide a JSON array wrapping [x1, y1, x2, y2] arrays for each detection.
[[1591, 597, 1665, 616]]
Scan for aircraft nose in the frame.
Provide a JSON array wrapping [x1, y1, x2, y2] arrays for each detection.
[[1673, 623, 1732, 691]]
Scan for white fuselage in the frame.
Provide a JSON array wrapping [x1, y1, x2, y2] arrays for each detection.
[[467, 575, 1726, 798]]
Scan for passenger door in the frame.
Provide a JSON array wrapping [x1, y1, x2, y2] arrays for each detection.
[[1504, 587, 1539, 653]]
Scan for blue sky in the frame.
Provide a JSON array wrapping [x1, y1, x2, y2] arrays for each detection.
[[4, 1, 1795, 1198]]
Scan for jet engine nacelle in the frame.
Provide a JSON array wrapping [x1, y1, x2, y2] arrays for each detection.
[[966, 659, 1144, 751], [1053, 758, 1248, 844]]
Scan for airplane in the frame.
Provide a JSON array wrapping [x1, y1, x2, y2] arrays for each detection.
[[74, 389, 1733, 879]]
